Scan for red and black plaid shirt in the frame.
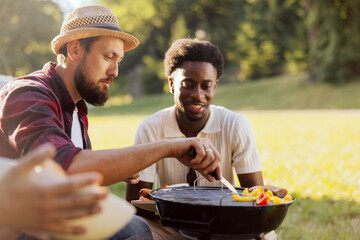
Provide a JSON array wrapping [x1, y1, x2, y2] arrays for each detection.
[[0, 62, 91, 170]]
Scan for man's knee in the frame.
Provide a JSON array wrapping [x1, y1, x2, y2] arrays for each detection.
[[108, 215, 153, 240], [129, 215, 153, 235]]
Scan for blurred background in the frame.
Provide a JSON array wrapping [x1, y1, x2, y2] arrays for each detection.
[[1, 0, 360, 95], [1, 0, 359, 239]]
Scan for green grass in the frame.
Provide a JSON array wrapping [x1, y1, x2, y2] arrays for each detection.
[[88, 73, 360, 240], [214, 74, 360, 110], [88, 111, 360, 240], [89, 73, 360, 115]]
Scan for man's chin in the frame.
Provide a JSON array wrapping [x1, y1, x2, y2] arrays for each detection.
[[85, 97, 108, 107], [185, 113, 205, 122]]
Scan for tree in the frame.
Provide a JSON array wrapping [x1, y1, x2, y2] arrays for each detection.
[[0, 0, 62, 77], [98, 0, 360, 97], [306, 0, 360, 83]]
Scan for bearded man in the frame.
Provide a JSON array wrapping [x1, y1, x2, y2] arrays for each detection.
[[0, 6, 221, 240]]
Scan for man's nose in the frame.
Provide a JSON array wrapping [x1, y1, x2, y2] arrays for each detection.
[[191, 86, 204, 99], [107, 63, 118, 78]]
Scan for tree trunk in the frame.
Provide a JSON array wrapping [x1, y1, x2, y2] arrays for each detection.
[[305, 0, 318, 83], [128, 65, 143, 99]]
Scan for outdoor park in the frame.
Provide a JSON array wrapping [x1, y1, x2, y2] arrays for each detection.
[[1, 0, 360, 239], [89, 74, 360, 239]]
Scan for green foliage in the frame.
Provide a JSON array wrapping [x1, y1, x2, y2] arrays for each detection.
[[100, 0, 177, 94], [0, 0, 62, 76], [307, 0, 360, 83], [142, 58, 165, 94], [1, 0, 359, 86], [99, 0, 359, 85], [235, 0, 308, 80], [97, 0, 311, 90]]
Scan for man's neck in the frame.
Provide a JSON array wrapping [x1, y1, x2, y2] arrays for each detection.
[[176, 112, 208, 138], [54, 63, 82, 103]]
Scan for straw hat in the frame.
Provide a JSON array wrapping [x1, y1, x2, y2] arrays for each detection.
[[51, 5, 139, 55]]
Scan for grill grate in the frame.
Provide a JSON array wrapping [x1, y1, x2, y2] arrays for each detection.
[[151, 186, 260, 206]]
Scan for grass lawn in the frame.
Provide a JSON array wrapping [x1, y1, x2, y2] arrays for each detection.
[[88, 110, 360, 240], [89, 73, 360, 116], [87, 73, 360, 239]]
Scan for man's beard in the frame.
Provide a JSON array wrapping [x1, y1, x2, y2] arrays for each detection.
[[74, 61, 112, 106]]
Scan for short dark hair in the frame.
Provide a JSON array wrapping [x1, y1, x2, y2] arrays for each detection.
[[58, 36, 101, 57], [164, 38, 224, 79]]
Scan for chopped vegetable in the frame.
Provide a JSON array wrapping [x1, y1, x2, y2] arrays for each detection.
[[232, 193, 253, 202], [249, 188, 262, 199], [233, 186, 293, 205], [256, 192, 270, 205], [284, 194, 292, 201], [266, 190, 274, 201], [273, 196, 283, 204], [273, 195, 293, 204]]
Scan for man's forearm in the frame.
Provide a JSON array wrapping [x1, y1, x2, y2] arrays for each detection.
[[67, 140, 171, 185], [67, 137, 221, 186]]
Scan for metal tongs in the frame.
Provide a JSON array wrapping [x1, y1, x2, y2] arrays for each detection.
[[189, 147, 239, 196]]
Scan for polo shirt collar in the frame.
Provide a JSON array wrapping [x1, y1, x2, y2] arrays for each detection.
[[164, 105, 220, 138]]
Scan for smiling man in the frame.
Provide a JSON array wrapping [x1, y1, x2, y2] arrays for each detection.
[[126, 38, 270, 240], [0, 7, 222, 240]]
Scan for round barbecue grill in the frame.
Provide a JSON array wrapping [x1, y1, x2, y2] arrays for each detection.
[[150, 186, 294, 240]]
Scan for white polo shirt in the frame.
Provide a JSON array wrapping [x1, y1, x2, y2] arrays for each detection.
[[135, 105, 262, 188]]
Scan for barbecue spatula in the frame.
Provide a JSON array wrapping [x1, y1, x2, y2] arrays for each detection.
[[189, 147, 239, 196]]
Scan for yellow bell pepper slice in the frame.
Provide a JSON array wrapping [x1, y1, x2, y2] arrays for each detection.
[[265, 190, 274, 201], [232, 194, 254, 202], [284, 194, 292, 202], [249, 188, 262, 199], [273, 196, 284, 204]]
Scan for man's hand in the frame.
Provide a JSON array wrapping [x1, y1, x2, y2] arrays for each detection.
[[167, 137, 222, 182], [124, 172, 140, 184], [0, 144, 108, 235]]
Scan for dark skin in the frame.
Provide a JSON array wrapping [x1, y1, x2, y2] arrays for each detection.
[[126, 61, 263, 216]]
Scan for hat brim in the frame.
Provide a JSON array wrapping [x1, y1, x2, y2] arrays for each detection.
[[51, 28, 140, 55]]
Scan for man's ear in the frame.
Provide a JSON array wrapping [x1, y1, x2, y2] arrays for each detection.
[[67, 40, 82, 61], [168, 76, 175, 94]]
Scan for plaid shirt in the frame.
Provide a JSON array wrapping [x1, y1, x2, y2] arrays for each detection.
[[0, 62, 91, 170]]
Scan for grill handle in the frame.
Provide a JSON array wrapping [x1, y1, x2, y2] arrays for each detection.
[[189, 147, 219, 180]]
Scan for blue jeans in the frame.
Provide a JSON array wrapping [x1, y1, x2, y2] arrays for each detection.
[[107, 215, 154, 240]]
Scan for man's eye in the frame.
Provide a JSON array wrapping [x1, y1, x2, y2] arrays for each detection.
[[181, 81, 192, 88], [202, 84, 212, 90], [105, 55, 112, 60]]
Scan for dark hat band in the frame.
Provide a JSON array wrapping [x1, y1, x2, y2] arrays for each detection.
[[72, 23, 122, 32], [62, 15, 119, 33]]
